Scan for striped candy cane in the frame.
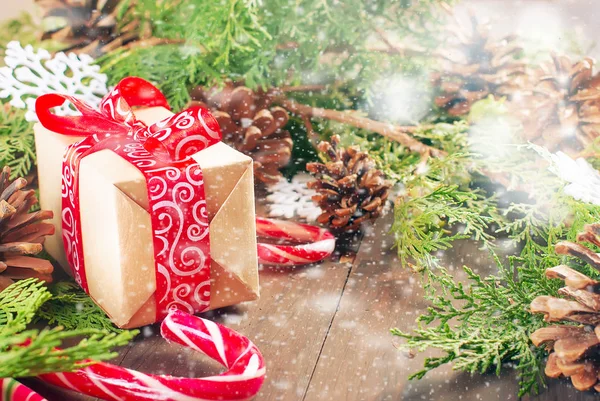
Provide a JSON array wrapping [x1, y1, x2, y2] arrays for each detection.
[[0, 379, 46, 401], [256, 217, 336, 266], [38, 310, 265, 401]]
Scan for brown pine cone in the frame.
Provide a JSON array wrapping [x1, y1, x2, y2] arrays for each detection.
[[35, 0, 143, 57], [0, 166, 55, 292], [306, 135, 391, 233], [190, 83, 293, 184], [432, 15, 526, 116], [512, 55, 600, 155], [530, 224, 600, 392]]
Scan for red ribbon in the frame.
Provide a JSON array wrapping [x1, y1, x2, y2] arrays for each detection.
[[36, 77, 222, 321]]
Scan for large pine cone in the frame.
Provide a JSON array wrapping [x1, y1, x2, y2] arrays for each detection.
[[513, 55, 600, 155], [190, 83, 293, 184], [35, 0, 140, 56], [0, 166, 55, 292], [306, 135, 391, 233], [530, 224, 600, 392], [432, 15, 525, 116]]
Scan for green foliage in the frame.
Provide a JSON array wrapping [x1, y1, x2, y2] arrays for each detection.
[[37, 281, 125, 333], [98, 0, 454, 107], [98, 44, 219, 111], [393, 128, 600, 394], [333, 119, 498, 270], [0, 106, 35, 179], [0, 279, 137, 378], [392, 261, 548, 395], [393, 182, 497, 269], [0, 13, 38, 60]]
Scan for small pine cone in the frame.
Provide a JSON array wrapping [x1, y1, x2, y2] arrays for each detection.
[[432, 15, 526, 116], [0, 166, 55, 292], [306, 135, 391, 233], [512, 55, 600, 155], [190, 83, 293, 184], [35, 0, 142, 57], [530, 223, 600, 392]]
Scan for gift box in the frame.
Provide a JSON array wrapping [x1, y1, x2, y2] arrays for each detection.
[[34, 78, 259, 328]]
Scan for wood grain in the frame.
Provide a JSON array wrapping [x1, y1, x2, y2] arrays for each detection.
[[303, 213, 522, 401]]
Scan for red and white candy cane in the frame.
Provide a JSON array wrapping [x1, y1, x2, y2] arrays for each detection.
[[1, 378, 47, 401], [256, 217, 336, 266], [38, 310, 265, 401]]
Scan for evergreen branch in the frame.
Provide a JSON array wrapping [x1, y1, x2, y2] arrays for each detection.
[[97, 0, 454, 98], [0, 279, 51, 334], [37, 281, 125, 333], [0, 327, 136, 378], [393, 184, 496, 269], [394, 137, 600, 395], [0, 279, 137, 378], [0, 106, 36, 179], [392, 262, 547, 396]]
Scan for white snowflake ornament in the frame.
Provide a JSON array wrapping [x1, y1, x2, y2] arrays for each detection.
[[0, 41, 108, 122], [532, 144, 600, 205], [265, 174, 322, 222]]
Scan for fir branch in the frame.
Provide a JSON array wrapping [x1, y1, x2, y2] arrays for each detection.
[[97, 45, 219, 111], [0, 279, 137, 378], [37, 281, 124, 333], [394, 144, 600, 395], [393, 181, 497, 270], [0, 279, 51, 335], [0, 106, 35, 179], [392, 261, 547, 396], [326, 119, 495, 270], [98, 0, 454, 101], [0, 327, 135, 378]]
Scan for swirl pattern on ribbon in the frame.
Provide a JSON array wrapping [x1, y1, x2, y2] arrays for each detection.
[[36, 77, 222, 322]]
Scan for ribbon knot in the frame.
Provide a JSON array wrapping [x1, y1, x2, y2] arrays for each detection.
[[36, 77, 222, 162]]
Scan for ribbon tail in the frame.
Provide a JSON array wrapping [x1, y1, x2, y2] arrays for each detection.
[[36, 93, 127, 137]]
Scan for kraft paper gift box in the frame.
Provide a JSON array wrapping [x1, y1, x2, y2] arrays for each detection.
[[34, 106, 259, 328]]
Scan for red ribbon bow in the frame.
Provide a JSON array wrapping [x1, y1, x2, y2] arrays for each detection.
[[36, 77, 222, 322], [36, 77, 221, 162]]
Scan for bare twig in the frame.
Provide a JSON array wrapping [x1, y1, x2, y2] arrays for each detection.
[[280, 98, 445, 158], [124, 37, 186, 50], [280, 84, 329, 93], [371, 26, 430, 58], [301, 114, 320, 148]]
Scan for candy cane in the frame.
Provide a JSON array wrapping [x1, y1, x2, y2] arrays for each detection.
[[1, 379, 47, 401], [256, 217, 336, 266], [38, 310, 265, 401]]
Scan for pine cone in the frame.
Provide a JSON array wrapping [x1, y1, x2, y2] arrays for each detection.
[[306, 135, 391, 233], [530, 224, 600, 392], [190, 83, 293, 184], [0, 166, 55, 292], [35, 0, 142, 57], [513, 55, 600, 155], [432, 15, 526, 116]]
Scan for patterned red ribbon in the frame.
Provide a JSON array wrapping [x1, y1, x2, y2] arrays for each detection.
[[36, 77, 222, 321]]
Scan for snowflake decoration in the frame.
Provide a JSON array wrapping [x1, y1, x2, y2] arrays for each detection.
[[265, 174, 322, 222], [0, 41, 107, 122], [532, 144, 600, 205]]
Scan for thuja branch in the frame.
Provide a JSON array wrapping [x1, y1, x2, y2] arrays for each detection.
[[280, 98, 444, 157]]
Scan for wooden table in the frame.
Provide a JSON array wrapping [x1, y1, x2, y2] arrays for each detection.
[[21, 206, 594, 401]]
